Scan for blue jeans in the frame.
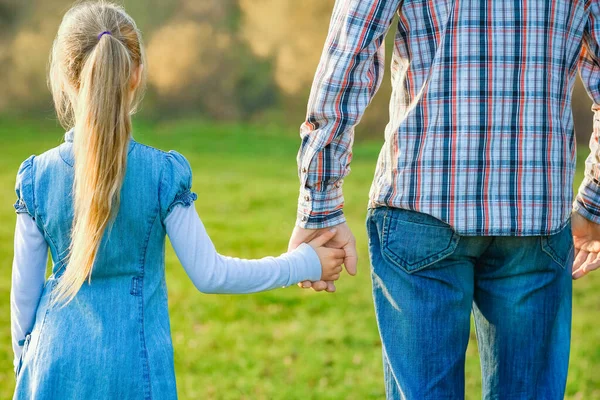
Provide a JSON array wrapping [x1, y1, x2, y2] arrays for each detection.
[[367, 207, 573, 399]]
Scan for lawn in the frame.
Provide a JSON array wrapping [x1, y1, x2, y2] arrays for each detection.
[[0, 117, 599, 399]]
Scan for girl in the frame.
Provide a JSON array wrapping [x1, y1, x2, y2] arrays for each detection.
[[11, 2, 345, 399]]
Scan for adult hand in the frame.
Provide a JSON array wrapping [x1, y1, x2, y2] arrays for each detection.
[[572, 211, 600, 279], [288, 222, 357, 292]]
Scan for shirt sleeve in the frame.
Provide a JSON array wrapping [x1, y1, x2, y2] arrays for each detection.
[[165, 205, 322, 294], [159, 151, 198, 224], [575, 1, 600, 223], [296, 0, 401, 229], [11, 213, 48, 374]]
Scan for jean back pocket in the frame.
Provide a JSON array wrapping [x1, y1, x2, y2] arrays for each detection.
[[540, 221, 574, 270], [380, 208, 460, 274]]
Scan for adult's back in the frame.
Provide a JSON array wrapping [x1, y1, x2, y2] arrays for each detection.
[[294, 0, 597, 236], [289, 0, 600, 398]]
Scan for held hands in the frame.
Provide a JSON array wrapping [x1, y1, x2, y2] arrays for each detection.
[[572, 211, 600, 279], [289, 222, 358, 292], [307, 229, 346, 281]]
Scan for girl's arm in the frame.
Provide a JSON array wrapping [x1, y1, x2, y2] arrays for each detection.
[[165, 205, 330, 294], [11, 213, 47, 372]]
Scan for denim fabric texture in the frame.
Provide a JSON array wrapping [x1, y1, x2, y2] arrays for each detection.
[[13, 130, 197, 400], [367, 206, 573, 399]]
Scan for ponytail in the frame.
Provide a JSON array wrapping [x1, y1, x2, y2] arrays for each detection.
[[49, 2, 146, 305]]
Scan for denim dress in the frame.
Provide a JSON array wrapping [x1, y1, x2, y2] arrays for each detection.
[[13, 131, 197, 400]]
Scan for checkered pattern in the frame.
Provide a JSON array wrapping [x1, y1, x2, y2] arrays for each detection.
[[296, 0, 600, 236]]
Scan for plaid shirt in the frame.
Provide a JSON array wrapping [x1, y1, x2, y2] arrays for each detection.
[[296, 0, 600, 236]]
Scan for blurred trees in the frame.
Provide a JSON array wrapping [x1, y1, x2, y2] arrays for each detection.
[[238, 0, 394, 135], [0, 0, 62, 112], [239, 0, 331, 95], [0, 0, 594, 144], [144, 0, 278, 120]]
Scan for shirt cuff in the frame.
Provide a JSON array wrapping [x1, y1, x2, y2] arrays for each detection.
[[296, 184, 346, 229], [574, 177, 600, 224], [291, 243, 323, 282]]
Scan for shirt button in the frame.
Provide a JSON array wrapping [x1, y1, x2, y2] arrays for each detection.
[[302, 167, 307, 173], [302, 216, 308, 222], [304, 195, 310, 201]]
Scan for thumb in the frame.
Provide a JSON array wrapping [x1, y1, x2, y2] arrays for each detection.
[[343, 242, 358, 276], [309, 228, 337, 248]]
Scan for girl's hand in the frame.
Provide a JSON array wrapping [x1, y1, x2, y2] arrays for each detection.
[[289, 223, 357, 292], [308, 229, 346, 281]]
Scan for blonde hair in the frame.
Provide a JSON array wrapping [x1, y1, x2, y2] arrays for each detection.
[[48, 1, 146, 305]]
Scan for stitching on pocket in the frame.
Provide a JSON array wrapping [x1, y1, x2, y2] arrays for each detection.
[[381, 210, 460, 274], [541, 237, 573, 270], [540, 219, 575, 269], [540, 221, 573, 270]]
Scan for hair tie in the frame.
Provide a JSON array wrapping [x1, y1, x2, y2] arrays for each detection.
[[97, 31, 111, 40]]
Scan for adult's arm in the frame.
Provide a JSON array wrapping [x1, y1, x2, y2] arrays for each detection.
[[296, 0, 401, 229], [571, 1, 600, 278], [576, 1, 600, 220]]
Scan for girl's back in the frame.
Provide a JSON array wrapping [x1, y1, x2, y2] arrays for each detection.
[[11, 3, 343, 399], [15, 130, 194, 399]]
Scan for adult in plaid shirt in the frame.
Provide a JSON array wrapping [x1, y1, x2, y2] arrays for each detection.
[[288, 0, 600, 398]]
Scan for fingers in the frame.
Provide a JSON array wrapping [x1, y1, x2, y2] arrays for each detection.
[[297, 280, 312, 289], [343, 240, 358, 276], [297, 223, 357, 292], [573, 251, 598, 279], [297, 276, 339, 293], [311, 280, 329, 291], [326, 281, 336, 292], [326, 249, 345, 266], [309, 228, 337, 248], [573, 251, 600, 279], [329, 248, 346, 259], [288, 226, 319, 252], [298, 280, 337, 292], [572, 248, 588, 271], [585, 260, 600, 274], [572, 248, 589, 275], [322, 264, 343, 281], [576, 240, 600, 254]]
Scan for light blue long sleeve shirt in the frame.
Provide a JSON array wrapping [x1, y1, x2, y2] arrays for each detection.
[[11, 204, 322, 370]]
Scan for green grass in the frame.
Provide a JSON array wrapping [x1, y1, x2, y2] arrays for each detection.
[[0, 117, 599, 399]]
